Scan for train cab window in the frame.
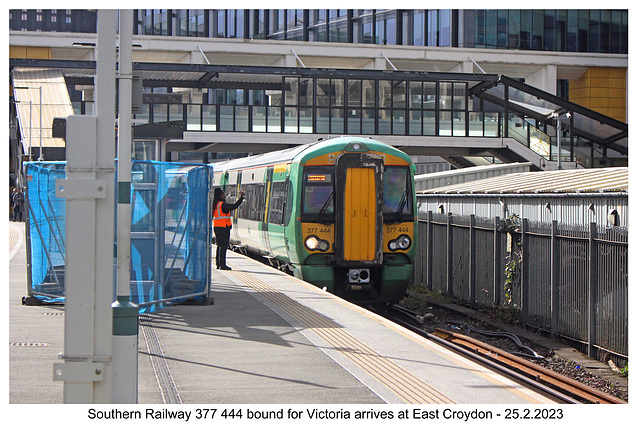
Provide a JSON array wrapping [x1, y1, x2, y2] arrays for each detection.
[[302, 166, 334, 222], [383, 166, 413, 222]]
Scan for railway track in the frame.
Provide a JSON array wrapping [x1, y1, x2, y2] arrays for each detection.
[[378, 305, 626, 404]]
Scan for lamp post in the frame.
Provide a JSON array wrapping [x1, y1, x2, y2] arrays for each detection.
[[38, 86, 43, 160], [552, 111, 571, 170]]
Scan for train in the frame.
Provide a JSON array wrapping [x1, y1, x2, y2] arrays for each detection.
[[210, 136, 417, 305]]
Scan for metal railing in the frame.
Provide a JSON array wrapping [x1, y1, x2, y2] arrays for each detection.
[[415, 211, 628, 361]]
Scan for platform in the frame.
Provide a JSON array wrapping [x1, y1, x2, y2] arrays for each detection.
[[9, 221, 554, 404]]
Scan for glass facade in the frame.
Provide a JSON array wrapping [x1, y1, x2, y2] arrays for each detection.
[[9, 9, 627, 168], [463, 9, 627, 53], [10, 9, 627, 54]]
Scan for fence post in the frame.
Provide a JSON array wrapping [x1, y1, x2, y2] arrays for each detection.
[[426, 211, 433, 291], [521, 218, 529, 322], [551, 220, 559, 340], [469, 214, 476, 309], [493, 216, 501, 305], [588, 222, 598, 358], [446, 212, 453, 297]]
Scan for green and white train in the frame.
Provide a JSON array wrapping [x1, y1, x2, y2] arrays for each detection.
[[210, 136, 417, 305]]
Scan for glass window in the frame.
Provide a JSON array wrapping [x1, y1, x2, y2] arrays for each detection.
[[484, 10, 496, 48], [409, 82, 421, 108], [316, 79, 330, 107], [316, 108, 330, 133], [409, 110, 421, 135], [299, 78, 313, 106], [423, 111, 436, 135], [302, 167, 334, 220], [392, 81, 405, 108], [423, 82, 436, 110], [452, 83, 466, 110], [330, 108, 344, 133], [285, 77, 297, 105], [331, 79, 344, 106], [392, 110, 405, 135], [268, 181, 287, 225], [439, 82, 452, 110], [382, 166, 412, 221], [497, 10, 508, 48], [362, 80, 375, 107], [347, 108, 361, 134], [347, 80, 361, 107], [379, 80, 392, 108], [413, 11, 424, 46], [532, 10, 544, 50]]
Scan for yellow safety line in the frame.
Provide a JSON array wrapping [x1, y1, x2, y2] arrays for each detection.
[[225, 270, 455, 404]]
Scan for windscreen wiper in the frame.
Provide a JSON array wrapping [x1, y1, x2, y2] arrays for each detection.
[[393, 190, 407, 222], [315, 191, 334, 222]]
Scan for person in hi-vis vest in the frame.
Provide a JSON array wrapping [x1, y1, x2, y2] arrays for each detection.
[[212, 188, 245, 270]]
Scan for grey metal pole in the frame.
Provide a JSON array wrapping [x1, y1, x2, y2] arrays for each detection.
[[27, 100, 32, 160], [556, 117, 562, 170], [38, 86, 43, 160], [112, 9, 139, 404], [53, 9, 117, 403]]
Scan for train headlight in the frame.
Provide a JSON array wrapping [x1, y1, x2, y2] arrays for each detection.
[[305, 236, 320, 250], [397, 235, 411, 250], [305, 235, 330, 252], [388, 234, 411, 251]]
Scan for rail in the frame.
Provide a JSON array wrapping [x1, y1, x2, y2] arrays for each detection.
[[432, 328, 626, 404], [378, 305, 626, 404]]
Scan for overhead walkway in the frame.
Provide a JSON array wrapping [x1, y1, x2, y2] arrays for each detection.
[[9, 59, 628, 170]]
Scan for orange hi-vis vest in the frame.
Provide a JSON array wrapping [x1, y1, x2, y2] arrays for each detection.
[[213, 201, 232, 227]]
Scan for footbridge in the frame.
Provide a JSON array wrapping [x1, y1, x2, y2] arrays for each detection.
[[10, 59, 628, 170]]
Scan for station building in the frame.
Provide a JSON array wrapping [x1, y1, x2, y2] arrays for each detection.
[[9, 9, 628, 187]]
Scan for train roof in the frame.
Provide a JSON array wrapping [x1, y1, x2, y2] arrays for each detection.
[[209, 136, 412, 173]]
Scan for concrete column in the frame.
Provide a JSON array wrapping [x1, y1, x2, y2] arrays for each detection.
[[452, 61, 474, 74], [526, 64, 557, 95]]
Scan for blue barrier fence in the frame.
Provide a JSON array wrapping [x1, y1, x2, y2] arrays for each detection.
[[24, 160, 212, 312]]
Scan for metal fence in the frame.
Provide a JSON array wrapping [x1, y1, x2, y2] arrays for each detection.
[[415, 211, 628, 361]]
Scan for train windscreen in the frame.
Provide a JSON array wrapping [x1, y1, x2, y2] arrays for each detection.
[[383, 166, 413, 222], [302, 166, 334, 221]]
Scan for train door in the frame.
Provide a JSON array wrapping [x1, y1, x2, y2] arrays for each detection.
[[261, 166, 274, 256], [335, 153, 384, 266]]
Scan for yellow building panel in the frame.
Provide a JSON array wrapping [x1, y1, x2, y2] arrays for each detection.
[[607, 68, 627, 79], [608, 78, 627, 89], [586, 67, 612, 78], [605, 88, 626, 99], [588, 87, 610, 99], [607, 108, 626, 121], [607, 98, 627, 109], [9, 46, 27, 58], [588, 77, 609, 88], [10, 46, 51, 59], [569, 67, 627, 124], [589, 97, 609, 108]]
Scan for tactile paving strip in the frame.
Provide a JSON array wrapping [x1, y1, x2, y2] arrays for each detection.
[[225, 270, 455, 404]]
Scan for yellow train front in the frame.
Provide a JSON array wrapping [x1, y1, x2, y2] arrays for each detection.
[[212, 136, 417, 305]]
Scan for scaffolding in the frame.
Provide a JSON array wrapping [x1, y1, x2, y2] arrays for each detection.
[[24, 160, 212, 312]]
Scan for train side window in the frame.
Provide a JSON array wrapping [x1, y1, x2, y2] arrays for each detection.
[[238, 183, 264, 221], [268, 181, 287, 225]]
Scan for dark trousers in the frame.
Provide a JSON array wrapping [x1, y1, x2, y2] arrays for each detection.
[[214, 226, 231, 268]]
